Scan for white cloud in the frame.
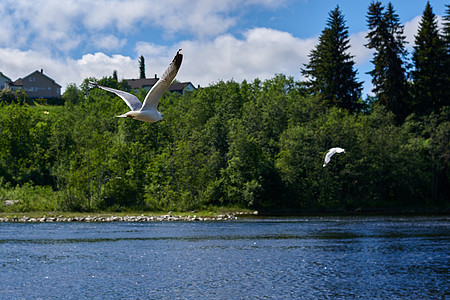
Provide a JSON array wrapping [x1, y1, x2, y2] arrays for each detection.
[[93, 35, 128, 51], [0, 26, 315, 92], [349, 31, 373, 65], [0, 48, 135, 91], [178, 28, 316, 86], [73, 53, 136, 82], [0, 48, 62, 82], [404, 15, 422, 48], [0, 25, 371, 93], [135, 42, 169, 57], [0, 0, 426, 98], [1, 0, 290, 52], [11, 0, 83, 53], [126, 27, 316, 86]]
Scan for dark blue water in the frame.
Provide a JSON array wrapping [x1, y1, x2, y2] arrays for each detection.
[[0, 216, 448, 299]]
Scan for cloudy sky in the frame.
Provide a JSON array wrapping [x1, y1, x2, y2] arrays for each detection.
[[0, 0, 447, 96]]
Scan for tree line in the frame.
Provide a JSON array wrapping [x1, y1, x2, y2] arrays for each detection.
[[303, 2, 449, 122], [0, 1, 448, 212]]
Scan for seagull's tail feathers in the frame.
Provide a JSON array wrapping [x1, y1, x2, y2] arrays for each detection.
[[117, 111, 138, 119]]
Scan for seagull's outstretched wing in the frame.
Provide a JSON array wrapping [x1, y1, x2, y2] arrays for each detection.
[[323, 147, 345, 167], [141, 49, 183, 111], [90, 82, 142, 111]]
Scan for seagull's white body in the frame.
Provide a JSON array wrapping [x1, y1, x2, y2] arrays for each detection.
[[90, 49, 183, 122], [323, 147, 345, 167]]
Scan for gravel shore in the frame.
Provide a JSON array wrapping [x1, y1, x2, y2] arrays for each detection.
[[0, 211, 258, 222]]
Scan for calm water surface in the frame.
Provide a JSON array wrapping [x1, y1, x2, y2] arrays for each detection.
[[0, 216, 448, 299]]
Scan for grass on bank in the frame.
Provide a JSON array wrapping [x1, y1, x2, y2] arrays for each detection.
[[0, 182, 254, 218], [1, 183, 447, 219]]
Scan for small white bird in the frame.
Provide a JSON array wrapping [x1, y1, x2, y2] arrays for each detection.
[[323, 147, 345, 167], [90, 49, 183, 122]]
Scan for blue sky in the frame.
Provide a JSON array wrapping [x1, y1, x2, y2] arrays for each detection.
[[0, 0, 447, 96]]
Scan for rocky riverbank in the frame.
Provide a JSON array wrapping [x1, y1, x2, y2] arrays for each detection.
[[0, 211, 258, 223]]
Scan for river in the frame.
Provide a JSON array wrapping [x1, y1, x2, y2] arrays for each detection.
[[0, 215, 448, 299]]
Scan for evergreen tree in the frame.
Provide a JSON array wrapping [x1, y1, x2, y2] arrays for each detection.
[[443, 5, 450, 51], [302, 6, 362, 113], [443, 5, 450, 107], [366, 2, 409, 122], [411, 2, 448, 116], [139, 55, 146, 79]]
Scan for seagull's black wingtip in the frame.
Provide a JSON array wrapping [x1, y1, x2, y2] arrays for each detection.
[[173, 49, 183, 69]]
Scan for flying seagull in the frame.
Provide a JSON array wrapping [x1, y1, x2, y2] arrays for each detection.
[[323, 147, 345, 167], [90, 49, 183, 122]]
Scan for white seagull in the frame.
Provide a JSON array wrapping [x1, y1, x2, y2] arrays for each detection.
[[90, 49, 183, 122], [323, 147, 345, 167]]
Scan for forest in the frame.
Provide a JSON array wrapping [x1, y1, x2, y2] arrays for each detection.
[[0, 2, 449, 213]]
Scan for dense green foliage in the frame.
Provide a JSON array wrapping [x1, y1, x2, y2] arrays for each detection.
[[0, 2, 448, 213], [0, 89, 31, 105], [0, 75, 448, 212]]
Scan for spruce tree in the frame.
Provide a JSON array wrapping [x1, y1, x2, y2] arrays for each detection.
[[443, 5, 450, 107], [366, 2, 409, 122], [139, 55, 146, 79], [411, 2, 448, 116], [443, 5, 450, 51], [302, 6, 362, 112]]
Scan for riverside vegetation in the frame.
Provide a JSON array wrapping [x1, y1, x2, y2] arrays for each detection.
[[0, 75, 448, 214], [0, 2, 449, 214]]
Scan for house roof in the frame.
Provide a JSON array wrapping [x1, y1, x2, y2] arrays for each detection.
[[23, 70, 62, 88], [125, 78, 196, 93], [11, 78, 23, 86], [168, 82, 192, 92], [0, 71, 11, 82], [125, 78, 159, 89]]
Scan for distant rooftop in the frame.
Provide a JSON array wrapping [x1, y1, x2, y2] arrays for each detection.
[[124, 75, 197, 95], [125, 77, 158, 90]]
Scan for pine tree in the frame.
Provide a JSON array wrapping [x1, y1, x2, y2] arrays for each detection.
[[411, 2, 448, 116], [139, 55, 146, 79], [302, 6, 362, 112], [366, 2, 409, 122]]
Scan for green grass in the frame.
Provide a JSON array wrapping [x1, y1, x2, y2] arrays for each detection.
[[0, 182, 254, 218], [0, 183, 61, 212]]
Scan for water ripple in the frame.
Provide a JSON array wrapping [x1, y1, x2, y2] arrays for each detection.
[[0, 216, 448, 299]]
